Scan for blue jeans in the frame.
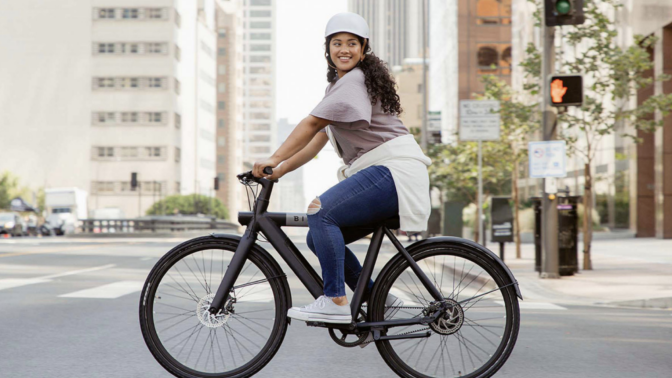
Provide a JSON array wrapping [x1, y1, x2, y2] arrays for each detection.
[[306, 165, 399, 297]]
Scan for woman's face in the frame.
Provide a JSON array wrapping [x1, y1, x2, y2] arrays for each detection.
[[329, 32, 363, 77]]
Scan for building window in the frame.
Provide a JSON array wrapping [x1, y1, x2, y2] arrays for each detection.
[[250, 123, 271, 131], [217, 155, 225, 164], [121, 112, 139, 123], [250, 44, 271, 52], [98, 8, 116, 19], [250, 134, 271, 142], [174, 78, 181, 95], [121, 147, 139, 158], [251, 0, 272, 6], [147, 77, 163, 88], [218, 119, 225, 128], [250, 10, 271, 17], [218, 29, 227, 38], [218, 83, 226, 93], [118, 77, 139, 89], [147, 112, 163, 123], [250, 33, 271, 40], [250, 55, 271, 63], [250, 21, 271, 29], [96, 77, 115, 88], [96, 147, 115, 158], [175, 182, 181, 194], [476, 0, 511, 25], [249, 89, 271, 97], [218, 137, 226, 147], [218, 47, 226, 56], [122, 8, 139, 19], [175, 147, 181, 163], [93, 181, 115, 193], [218, 101, 226, 110], [200, 41, 215, 59], [146, 8, 165, 19], [94, 112, 116, 124], [250, 112, 270, 120], [249, 77, 271, 87], [145, 147, 163, 158], [97, 43, 115, 54], [218, 65, 226, 75], [147, 43, 165, 54], [175, 113, 181, 129]]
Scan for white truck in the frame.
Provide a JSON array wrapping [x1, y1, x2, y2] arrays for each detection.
[[44, 188, 88, 234]]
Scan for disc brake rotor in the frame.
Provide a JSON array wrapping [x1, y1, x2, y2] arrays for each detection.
[[428, 299, 464, 336], [196, 293, 233, 328]]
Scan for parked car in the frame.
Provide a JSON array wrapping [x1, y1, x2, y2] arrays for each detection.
[[0, 212, 25, 237]]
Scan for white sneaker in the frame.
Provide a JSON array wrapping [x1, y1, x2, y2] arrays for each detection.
[[359, 293, 405, 348], [287, 295, 352, 324]]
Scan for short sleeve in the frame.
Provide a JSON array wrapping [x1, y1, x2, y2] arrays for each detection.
[[310, 68, 372, 130]]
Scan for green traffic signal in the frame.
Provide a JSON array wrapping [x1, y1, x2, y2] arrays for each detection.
[[555, 0, 571, 15]]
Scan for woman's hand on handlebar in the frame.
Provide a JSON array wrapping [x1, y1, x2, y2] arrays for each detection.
[[252, 157, 280, 179]]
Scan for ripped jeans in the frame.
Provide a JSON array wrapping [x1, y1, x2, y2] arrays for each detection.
[[306, 165, 399, 298]]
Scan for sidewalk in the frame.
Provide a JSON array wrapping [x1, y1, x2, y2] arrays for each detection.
[[504, 238, 672, 309]]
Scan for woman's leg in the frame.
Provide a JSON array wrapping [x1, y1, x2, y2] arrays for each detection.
[[306, 227, 375, 294], [306, 165, 398, 302]]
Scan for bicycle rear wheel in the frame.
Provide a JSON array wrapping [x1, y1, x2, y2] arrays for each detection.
[[139, 236, 290, 378], [369, 243, 520, 378]]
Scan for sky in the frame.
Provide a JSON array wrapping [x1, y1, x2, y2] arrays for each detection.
[[275, 0, 348, 208]]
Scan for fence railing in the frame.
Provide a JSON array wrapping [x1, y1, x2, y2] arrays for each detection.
[[80, 217, 238, 233]]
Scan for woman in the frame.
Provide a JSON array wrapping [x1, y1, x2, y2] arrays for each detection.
[[252, 12, 431, 324]]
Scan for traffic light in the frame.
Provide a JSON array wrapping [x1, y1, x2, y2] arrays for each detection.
[[545, 0, 585, 27], [549, 75, 583, 107], [131, 172, 138, 190]]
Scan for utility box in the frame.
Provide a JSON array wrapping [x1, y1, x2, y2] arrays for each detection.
[[443, 202, 465, 237], [532, 196, 580, 276]]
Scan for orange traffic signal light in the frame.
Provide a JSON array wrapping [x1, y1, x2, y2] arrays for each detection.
[[549, 75, 583, 107]]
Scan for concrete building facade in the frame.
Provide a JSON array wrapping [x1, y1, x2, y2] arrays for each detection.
[[0, 0, 217, 218]]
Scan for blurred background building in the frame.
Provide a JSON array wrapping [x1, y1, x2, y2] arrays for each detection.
[[0, 0, 219, 218]]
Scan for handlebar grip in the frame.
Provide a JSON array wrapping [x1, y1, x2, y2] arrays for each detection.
[[263, 167, 273, 175]]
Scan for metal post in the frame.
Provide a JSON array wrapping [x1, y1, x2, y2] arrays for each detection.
[[478, 140, 483, 245], [137, 182, 141, 218], [421, 0, 428, 150], [541, 10, 560, 279]]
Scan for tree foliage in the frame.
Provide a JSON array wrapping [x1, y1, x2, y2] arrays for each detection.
[[146, 194, 229, 220], [0, 171, 30, 210]]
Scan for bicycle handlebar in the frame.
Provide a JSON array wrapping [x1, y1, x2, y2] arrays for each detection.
[[236, 167, 274, 183]]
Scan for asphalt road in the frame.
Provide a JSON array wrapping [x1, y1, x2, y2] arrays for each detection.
[[1, 236, 670, 378]]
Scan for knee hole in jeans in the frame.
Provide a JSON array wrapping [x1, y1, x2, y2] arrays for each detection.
[[307, 197, 321, 215]]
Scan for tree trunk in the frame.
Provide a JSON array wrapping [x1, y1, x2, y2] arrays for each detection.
[[513, 158, 522, 259], [582, 163, 593, 270]]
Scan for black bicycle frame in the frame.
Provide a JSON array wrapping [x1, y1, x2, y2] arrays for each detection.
[[208, 176, 445, 332]]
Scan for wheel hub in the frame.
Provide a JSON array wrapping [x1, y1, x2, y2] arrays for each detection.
[[428, 299, 464, 335], [196, 293, 233, 328]]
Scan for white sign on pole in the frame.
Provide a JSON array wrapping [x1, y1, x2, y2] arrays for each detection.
[[459, 100, 500, 141], [428, 111, 441, 131], [528, 141, 567, 178]]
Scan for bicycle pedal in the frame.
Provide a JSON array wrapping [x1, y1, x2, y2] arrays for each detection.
[[306, 321, 328, 328]]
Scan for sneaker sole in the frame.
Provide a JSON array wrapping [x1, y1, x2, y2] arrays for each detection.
[[287, 308, 351, 324]]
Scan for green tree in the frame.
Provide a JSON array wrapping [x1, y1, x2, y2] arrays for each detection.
[[146, 194, 229, 220], [0, 171, 30, 210], [477, 75, 539, 258], [427, 138, 513, 243], [522, 0, 672, 269]]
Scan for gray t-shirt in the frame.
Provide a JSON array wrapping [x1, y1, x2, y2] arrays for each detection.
[[310, 67, 409, 165]]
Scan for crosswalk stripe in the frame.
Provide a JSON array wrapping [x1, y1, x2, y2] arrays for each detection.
[[0, 264, 116, 292], [495, 301, 567, 310], [59, 281, 144, 299]]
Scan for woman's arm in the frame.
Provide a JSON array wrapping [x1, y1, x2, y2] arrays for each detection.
[[253, 115, 330, 178], [270, 132, 329, 180]]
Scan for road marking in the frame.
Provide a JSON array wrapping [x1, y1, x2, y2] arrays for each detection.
[[495, 301, 567, 310], [0, 264, 116, 291], [59, 281, 143, 299]]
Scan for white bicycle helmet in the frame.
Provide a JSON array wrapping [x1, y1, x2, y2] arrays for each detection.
[[324, 12, 370, 39]]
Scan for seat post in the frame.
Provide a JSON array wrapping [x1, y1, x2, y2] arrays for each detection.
[[350, 226, 385, 320]]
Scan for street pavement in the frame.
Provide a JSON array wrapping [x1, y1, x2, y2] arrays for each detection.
[[0, 233, 670, 377]]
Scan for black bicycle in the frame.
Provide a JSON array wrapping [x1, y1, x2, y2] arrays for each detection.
[[139, 169, 522, 378]]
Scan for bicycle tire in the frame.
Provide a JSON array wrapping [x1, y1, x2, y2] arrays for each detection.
[[139, 235, 290, 378], [369, 242, 520, 378]]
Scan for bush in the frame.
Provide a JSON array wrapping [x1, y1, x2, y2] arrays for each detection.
[[146, 194, 229, 220]]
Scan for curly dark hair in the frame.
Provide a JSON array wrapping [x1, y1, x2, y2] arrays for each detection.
[[324, 35, 403, 116]]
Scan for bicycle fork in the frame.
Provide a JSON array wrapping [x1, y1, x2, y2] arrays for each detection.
[[208, 226, 257, 315]]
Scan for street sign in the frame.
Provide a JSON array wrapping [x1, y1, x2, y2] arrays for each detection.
[[491, 197, 514, 243], [529, 141, 567, 178], [428, 111, 441, 131], [549, 74, 583, 107], [459, 100, 500, 141]]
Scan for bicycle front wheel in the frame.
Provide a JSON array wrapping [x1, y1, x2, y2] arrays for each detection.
[[139, 236, 290, 378], [369, 243, 520, 378]]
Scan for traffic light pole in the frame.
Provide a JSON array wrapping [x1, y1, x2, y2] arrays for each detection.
[[541, 14, 560, 278]]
